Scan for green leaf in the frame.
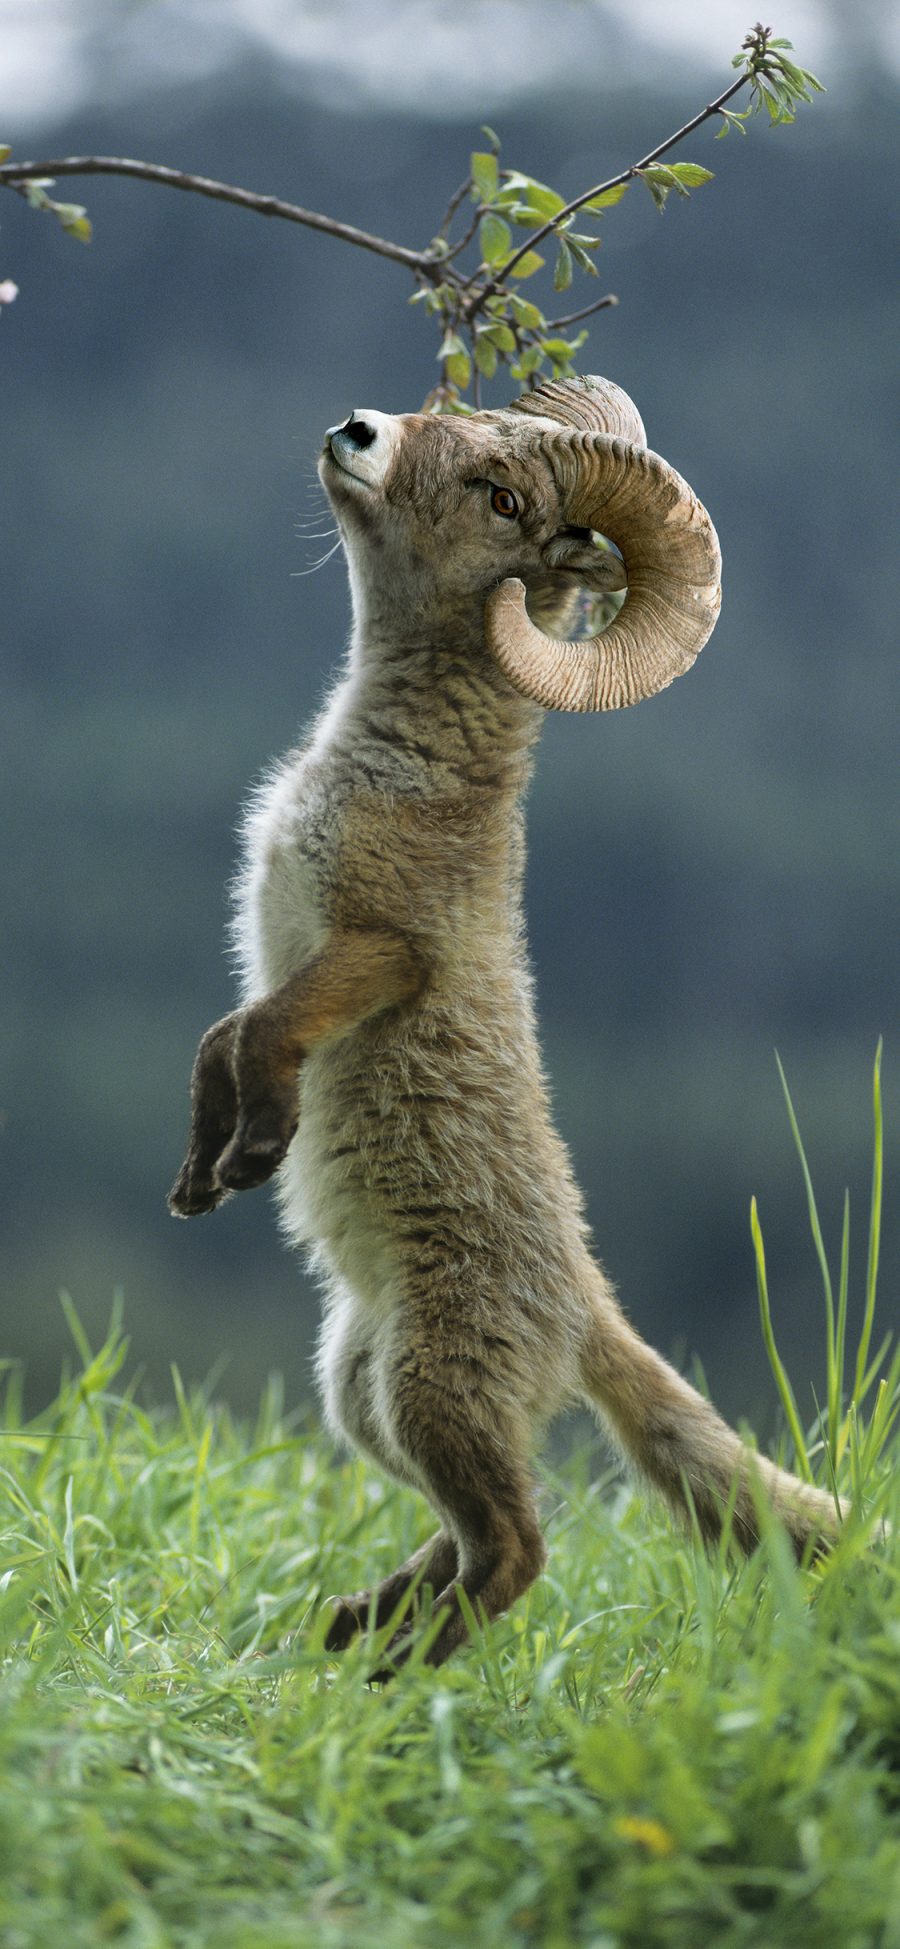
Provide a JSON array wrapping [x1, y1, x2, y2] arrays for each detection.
[[480, 213, 511, 266], [510, 346, 543, 379], [715, 108, 749, 138], [666, 162, 714, 187], [484, 322, 516, 352], [24, 180, 53, 210], [641, 165, 690, 198], [437, 328, 467, 362], [495, 172, 565, 219], [471, 151, 498, 202], [20, 180, 92, 242], [445, 348, 471, 389], [540, 333, 586, 363], [409, 287, 444, 314], [508, 294, 544, 330], [56, 204, 92, 243], [480, 124, 501, 153], [0, 144, 11, 164], [775, 55, 814, 98], [582, 182, 629, 211], [474, 334, 498, 379], [508, 250, 544, 280], [507, 204, 554, 228], [566, 237, 598, 276], [639, 172, 670, 213], [760, 83, 791, 123], [553, 238, 573, 292]]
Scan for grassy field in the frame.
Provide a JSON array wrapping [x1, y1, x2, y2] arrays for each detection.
[[1, 1062, 897, 1949]]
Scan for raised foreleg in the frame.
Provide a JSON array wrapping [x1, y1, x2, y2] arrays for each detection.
[[168, 927, 423, 1216]]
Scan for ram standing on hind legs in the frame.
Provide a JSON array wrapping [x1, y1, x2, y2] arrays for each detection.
[[169, 374, 838, 1672]]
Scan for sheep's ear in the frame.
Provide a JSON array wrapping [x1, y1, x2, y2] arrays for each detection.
[[541, 531, 627, 593]]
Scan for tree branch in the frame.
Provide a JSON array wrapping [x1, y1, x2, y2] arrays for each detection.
[[472, 69, 752, 311], [0, 27, 821, 407], [0, 154, 430, 273]]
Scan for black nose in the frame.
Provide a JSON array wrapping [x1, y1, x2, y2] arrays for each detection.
[[340, 413, 376, 450]]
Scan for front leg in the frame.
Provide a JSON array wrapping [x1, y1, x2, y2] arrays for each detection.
[[168, 1011, 241, 1216], [168, 927, 424, 1218]]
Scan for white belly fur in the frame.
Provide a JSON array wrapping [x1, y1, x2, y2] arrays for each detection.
[[232, 755, 330, 1001], [232, 751, 404, 1318]]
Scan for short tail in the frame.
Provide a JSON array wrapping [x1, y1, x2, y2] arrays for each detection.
[[582, 1293, 841, 1557]]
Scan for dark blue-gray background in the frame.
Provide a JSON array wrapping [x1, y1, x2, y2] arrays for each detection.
[[1, 1, 896, 1427]]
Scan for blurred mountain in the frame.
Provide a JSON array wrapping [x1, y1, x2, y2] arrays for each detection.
[[1, 65, 896, 1424]]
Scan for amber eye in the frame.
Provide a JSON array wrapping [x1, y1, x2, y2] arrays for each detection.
[[490, 485, 520, 519]]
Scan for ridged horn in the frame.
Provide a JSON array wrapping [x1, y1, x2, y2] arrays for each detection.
[[486, 381, 722, 713], [507, 372, 647, 446]]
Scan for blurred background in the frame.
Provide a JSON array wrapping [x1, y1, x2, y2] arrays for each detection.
[[1, 0, 896, 1429]]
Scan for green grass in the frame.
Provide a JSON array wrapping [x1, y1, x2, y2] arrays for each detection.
[[1, 1054, 898, 1949]]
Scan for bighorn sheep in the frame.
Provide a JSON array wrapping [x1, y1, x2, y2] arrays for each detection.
[[170, 374, 838, 1671]]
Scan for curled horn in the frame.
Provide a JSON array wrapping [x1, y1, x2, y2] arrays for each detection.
[[506, 373, 648, 446], [485, 377, 721, 713]]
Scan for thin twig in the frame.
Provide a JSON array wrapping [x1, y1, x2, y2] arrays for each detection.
[[543, 293, 619, 329], [443, 205, 485, 264], [0, 154, 429, 272], [436, 176, 472, 238]]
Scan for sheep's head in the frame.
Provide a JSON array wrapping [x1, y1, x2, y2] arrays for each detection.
[[319, 374, 721, 712]]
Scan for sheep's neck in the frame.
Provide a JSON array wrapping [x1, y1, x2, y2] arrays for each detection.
[[345, 622, 543, 797]]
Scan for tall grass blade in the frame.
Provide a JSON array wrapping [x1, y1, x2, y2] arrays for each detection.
[[854, 1038, 883, 1400], [750, 1196, 813, 1480], [775, 1053, 836, 1403], [831, 1189, 850, 1457]]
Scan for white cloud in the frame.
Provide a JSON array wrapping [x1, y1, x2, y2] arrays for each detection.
[[0, 0, 892, 135], [1, 3, 93, 126]]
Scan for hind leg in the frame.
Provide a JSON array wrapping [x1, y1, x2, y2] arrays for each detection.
[[319, 1301, 459, 1650], [372, 1355, 546, 1675], [324, 1529, 459, 1651]]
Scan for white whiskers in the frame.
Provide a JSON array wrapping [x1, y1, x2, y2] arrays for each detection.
[[291, 535, 344, 577], [293, 482, 342, 575]]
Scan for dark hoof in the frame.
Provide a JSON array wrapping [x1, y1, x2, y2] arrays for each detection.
[[324, 1600, 367, 1653], [168, 1168, 228, 1218], [367, 1635, 413, 1685], [215, 1111, 298, 1191]]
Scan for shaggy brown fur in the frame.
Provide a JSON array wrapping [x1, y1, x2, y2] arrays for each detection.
[[170, 385, 839, 1672]]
